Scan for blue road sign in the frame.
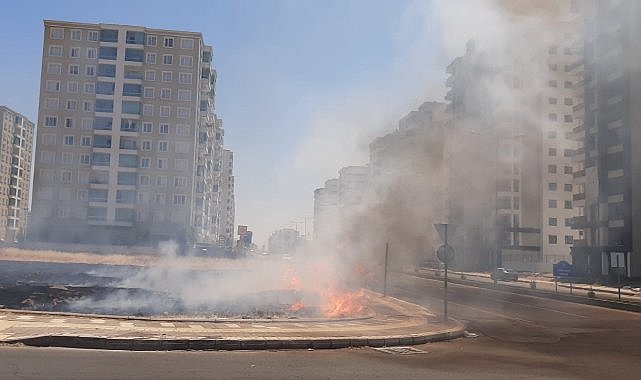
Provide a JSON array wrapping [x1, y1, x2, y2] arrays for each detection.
[[553, 260, 575, 278]]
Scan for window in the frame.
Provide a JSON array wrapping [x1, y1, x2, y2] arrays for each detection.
[[66, 100, 77, 111], [179, 55, 193, 67], [142, 122, 153, 133], [84, 82, 95, 93], [61, 152, 74, 164], [564, 115, 573, 123], [157, 158, 167, 169], [158, 141, 169, 152], [179, 72, 192, 84], [564, 166, 573, 174], [176, 125, 190, 136], [125, 48, 144, 62], [175, 158, 188, 170], [95, 99, 114, 113], [123, 83, 142, 96], [64, 135, 75, 146], [156, 176, 167, 186], [548, 80, 558, 88], [64, 83, 79, 95], [548, 182, 557, 191], [548, 235, 558, 244], [154, 194, 166, 204], [44, 116, 57, 127], [42, 134, 56, 145], [564, 200, 573, 209], [160, 88, 171, 99], [94, 117, 113, 130], [120, 119, 138, 132], [547, 130, 557, 139], [142, 104, 154, 116], [141, 140, 151, 151], [548, 199, 557, 208], [119, 154, 138, 168], [80, 154, 91, 165], [146, 35, 157, 46], [162, 54, 173, 65], [41, 151, 55, 163], [98, 64, 116, 77], [122, 101, 141, 115], [159, 123, 169, 134], [564, 81, 573, 89], [564, 183, 573, 192], [47, 63, 62, 75], [144, 87, 155, 98], [49, 45, 63, 57], [563, 47, 572, 55], [173, 194, 187, 205], [45, 98, 59, 109], [83, 101, 93, 113], [61, 170, 73, 184], [125, 31, 144, 44], [100, 29, 118, 42], [549, 217, 557, 226], [160, 106, 170, 117], [174, 177, 187, 187], [564, 235, 574, 244], [87, 48, 97, 59], [548, 148, 557, 156], [164, 37, 174, 47], [50, 28, 64, 39], [87, 30, 98, 41], [96, 81, 115, 95], [81, 136, 91, 146], [64, 117, 75, 128], [161, 71, 172, 82], [548, 113, 557, 121], [548, 46, 557, 54], [67, 64, 79, 76], [46, 80, 60, 92], [177, 107, 190, 119], [139, 175, 150, 186], [175, 142, 189, 154], [178, 90, 192, 101], [70, 47, 81, 58], [140, 157, 151, 168], [564, 98, 573, 106], [118, 172, 137, 186], [548, 164, 557, 174], [99, 46, 118, 60], [69, 29, 81, 40], [180, 38, 194, 49], [145, 70, 156, 81], [548, 63, 557, 71], [146, 53, 156, 64], [548, 97, 557, 105]]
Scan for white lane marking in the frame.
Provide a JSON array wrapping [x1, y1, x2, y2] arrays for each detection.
[[498, 299, 588, 318], [448, 301, 547, 328], [119, 322, 135, 327], [50, 319, 66, 323], [188, 324, 204, 329], [90, 319, 106, 324], [223, 323, 240, 328], [290, 323, 307, 328], [251, 324, 266, 328], [0, 316, 6, 319], [0, 333, 14, 340], [16, 316, 34, 320], [160, 322, 175, 328]]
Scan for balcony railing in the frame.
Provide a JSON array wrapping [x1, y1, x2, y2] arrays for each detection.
[[573, 169, 586, 178]]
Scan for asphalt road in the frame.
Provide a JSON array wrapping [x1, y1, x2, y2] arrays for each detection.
[[2, 273, 641, 379]]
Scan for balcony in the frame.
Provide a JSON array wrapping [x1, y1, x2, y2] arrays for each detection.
[[573, 169, 585, 178], [573, 102, 584, 113], [570, 216, 589, 228], [119, 141, 138, 150], [573, 192, 586, 201]]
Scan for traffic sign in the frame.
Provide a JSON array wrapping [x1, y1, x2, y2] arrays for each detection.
[[553, 260, 574, 278], [436, 244, 455, 263]]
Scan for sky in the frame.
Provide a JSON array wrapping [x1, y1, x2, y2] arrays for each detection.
[[0, 0, 452, 245]]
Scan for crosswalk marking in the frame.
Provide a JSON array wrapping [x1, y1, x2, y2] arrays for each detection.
[[16, 316, 34, 320], [50, 319, 66, 323], [119, 322, 135, 327], [90, 319, 106, 324], [223, 323, 240, 328], [188, 324, 203, 329], [160, 322, 175, 328], [251, 324, 266, 328]]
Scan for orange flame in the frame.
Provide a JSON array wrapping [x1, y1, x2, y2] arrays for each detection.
[[290, 300, 305, 313], [323, 288, 366, 318]]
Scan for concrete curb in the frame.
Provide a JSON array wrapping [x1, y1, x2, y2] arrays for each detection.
[[409, 271, 641, 313]]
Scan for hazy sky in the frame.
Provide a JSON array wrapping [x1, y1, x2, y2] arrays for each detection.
[[0, 0, 451, 245]]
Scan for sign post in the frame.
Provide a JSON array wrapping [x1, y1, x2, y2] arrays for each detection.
[[434, 223, 455, 322]]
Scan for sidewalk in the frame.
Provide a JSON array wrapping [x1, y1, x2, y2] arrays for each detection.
[[0, 291, 465, 351]]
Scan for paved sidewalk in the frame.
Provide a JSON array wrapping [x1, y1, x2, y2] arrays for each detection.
[[0, 291, 464, 350]]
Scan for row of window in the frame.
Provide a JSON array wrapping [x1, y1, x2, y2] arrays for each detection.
[[39, 151, 191, 171], [49, 27, 195, 50], [547, 164, 573, 174], [40, 116, 192, 136], [548, 80, 573, 89], [548, 235, 574, 245], [39, 168, 190, 189], [40, 134, 191, 153], [548, 97, 574, 106], [547, 183, 574, 192], [548, 217, 575, 227], [45, 67, 194, 85], [548, 113, 574, 123], [43, 102, 192, 119], [546, 148, 574, 157], [547, 199, 573, 209], [47, 44, 196, 67]]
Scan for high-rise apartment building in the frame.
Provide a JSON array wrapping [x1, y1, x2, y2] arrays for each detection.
[[571, 0, 641, 278], [0, 106, 34, 242], [32, 20, 233, 246], [218, 149, 235, 248], [444, 0, 581, 272]]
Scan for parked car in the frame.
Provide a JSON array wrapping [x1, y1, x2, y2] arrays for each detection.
[[490, 267, 519, 281]]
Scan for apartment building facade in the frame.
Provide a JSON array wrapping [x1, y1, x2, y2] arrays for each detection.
[[444, 1, 581, 272], [0, 106, 34, 242], [32, 20, 232, 246], [218, 149, 235, 248], [571, 0, 641, 278]]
